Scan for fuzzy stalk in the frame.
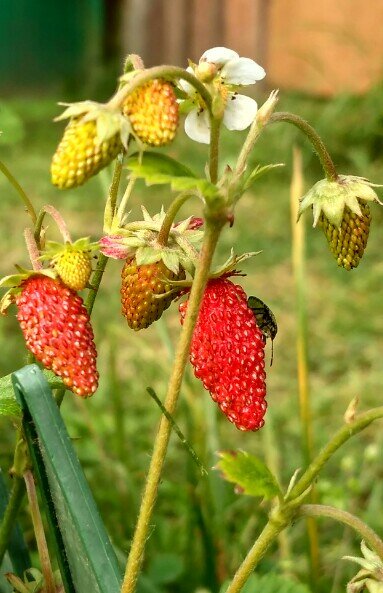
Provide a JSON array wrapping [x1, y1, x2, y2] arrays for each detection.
[[42, 205, 72, 243], [24, 470, 56, 593], [225, 509, 290, 593], [0, 160, 37, 224], [269, 112, 338, 181], [157, 192, 195, 246], [209, 115, 222, 184], [298, 504, 383, 563], [108, 66, 212, 114], [121, 220, 225, 593], [286, 406, 383, 503]]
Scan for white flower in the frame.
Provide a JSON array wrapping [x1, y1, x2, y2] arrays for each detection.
[[180, 47, 266, 144]]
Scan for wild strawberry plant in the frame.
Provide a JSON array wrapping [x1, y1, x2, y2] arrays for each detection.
[[0, 47, 383, 593]]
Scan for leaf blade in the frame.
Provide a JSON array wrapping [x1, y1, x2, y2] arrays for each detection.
[[216, 450, 281, 499]]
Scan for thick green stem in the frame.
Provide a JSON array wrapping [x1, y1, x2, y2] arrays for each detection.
[[0, 477, 25, 566], [209, 116, 221, 184], [286, 406, 383, 503], [269, 112, 338, 181], [225, 511, 289, 593], [24, 470, 55, 593], [86, 253, 109, 316], [298, 504, 383, 563], [121, 221, 224, 593], [109, 66, 212, 113], [0, 160, 37, 224]]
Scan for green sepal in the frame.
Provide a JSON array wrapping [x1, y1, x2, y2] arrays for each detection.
[[39, 238, 99, 263], [216, 450, 282, 499], [298, 175, 381, 228]]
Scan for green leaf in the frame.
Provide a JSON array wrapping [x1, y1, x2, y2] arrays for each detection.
[[12, 365, 123, 593], [216, 450, 281, 499], [243, 163, 284, 192], [126, 152, 219, 198], [0, 370, 64, 418], [220, 573, 311, 593]]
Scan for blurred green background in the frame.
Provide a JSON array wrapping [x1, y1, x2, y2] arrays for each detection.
[[1, 2, 383, 593]]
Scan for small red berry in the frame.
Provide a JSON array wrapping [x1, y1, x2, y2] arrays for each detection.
[[16, 276, 98, 397], [180, 278, 267, 431]]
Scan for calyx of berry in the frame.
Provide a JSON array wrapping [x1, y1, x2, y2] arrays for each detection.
[[298, 175, 382, 228], [40, 237, 99, 264], [0, 269, 56, 314], [55, 100, 131, 148], [100, 207, 204, 275]]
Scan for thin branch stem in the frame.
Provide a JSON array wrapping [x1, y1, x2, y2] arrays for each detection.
[[108, 66, 212, 113], [24, 470, 56, 593], [225, 511, 289, 593], [298, 504, 383, 563], [24, 228, 42, 271], [157, 192, 195, 246], [42, 205, 72, 243], [0, 476, 25, 566], [286, 406, 383, 503], [268, 112, 338, 181], [0, 160, 37, 224], [121, 221, 224, 593], [209, 116, 222, 184]]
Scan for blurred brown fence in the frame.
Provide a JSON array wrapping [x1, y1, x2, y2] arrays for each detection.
[[120, 0, 383, 96]]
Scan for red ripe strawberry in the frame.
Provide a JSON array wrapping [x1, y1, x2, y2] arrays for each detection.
[[16, 275, 98, 397], [180, 278, 266, 431]]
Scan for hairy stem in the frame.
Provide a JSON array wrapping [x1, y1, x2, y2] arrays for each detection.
[[209, 116, 221, 184], [0, 476, 25, 566], [157, 192, 195, 246], [298, 504, 383, 563], [225, 511, 289, 593], [42, 205, 72, 243], [24, 470, 56, 593], [121, 221, 224, 593], [269, 112, 338, 181], [109, 66, 212, 113], [286, 406, 383, 503], [0, 160, 37, 224]]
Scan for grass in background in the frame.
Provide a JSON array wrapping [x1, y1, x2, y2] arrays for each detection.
[[1, 87, 383, 593]]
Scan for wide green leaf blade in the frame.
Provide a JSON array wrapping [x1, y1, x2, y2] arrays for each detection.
[[0, 370, 64, 418], [216, 450, 281, 499], [126, 152, 219, 198], [12, 365, 122, 593]]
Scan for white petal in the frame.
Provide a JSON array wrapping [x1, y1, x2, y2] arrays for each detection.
[[221, 58, 266, 85], [223, 94, 258, 131], [200, 47, 239, 66], [179, 66, 195, 94], [184, 109, 211, 144]]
